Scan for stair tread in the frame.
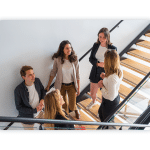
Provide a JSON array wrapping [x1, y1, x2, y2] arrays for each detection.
[[121, 58, 150, 76], [145, 33, 150, 37], [136, 40, 150, 49], [76, 91, 146, 128], [119, 84, 147, 109], [69, 109, 99, 130], [119, 84, 132, 97], [122, 70, 142, 87], [127, 49, 150, 63], [78, 98, 100, 121], [78, 98, 130, 126]]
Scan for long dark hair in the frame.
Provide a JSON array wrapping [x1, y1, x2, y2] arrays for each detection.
[[52, 40, 77, 64], [96, 28, 112, 47]]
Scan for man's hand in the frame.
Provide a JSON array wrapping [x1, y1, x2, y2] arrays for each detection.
[[40, 99, 44, 107], [36, 99, 44, 112], [36, 105, 42, 112]]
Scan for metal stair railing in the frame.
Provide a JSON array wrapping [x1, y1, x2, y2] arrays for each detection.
[[1, 116, 150, 130], [119, 23, 150, 57]]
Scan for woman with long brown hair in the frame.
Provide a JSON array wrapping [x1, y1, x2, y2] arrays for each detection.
[[98, 49, 123, 122], [87, 28, 117, 109], [44, 89, 75, 130], [45, 40, 80, 119]]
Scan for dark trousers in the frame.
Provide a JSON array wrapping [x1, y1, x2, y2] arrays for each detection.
[[98, 94, 120, 122]]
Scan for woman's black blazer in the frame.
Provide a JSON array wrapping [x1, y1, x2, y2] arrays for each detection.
[[89, 42, 117, 82]]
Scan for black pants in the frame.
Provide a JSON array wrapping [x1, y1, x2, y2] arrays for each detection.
[[98, 94, 120, 122]]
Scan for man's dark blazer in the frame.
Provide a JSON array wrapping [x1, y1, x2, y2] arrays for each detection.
[[14, 78, 46, 118], [89, 42, 117, 82]]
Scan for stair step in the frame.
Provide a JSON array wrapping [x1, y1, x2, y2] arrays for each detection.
[[87, 91, 102, 103], [120, 58, 150, 76], [77, 98, 100, 122], [117, 114, 137, 124], [77, 98, 128, 129], [136, 40, 150, 49], [145, 33, 150, 37], [127, 49, 150, 63], [119, 82, 148, 111], [122, 70, 142, 87], [69, 109, 99, 130], [119, 84, 132, 98]]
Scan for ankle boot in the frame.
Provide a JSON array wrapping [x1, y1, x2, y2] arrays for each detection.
[[75, 110, 80, 119]]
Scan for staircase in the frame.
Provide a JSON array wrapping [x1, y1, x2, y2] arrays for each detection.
[[69, 29, 150, 130]]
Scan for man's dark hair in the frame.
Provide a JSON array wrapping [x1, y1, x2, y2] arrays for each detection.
[[20, 66, 33, 77]]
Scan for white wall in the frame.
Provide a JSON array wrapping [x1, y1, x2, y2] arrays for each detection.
[[111, 20, 150, 54], [0, 19, 120, 120]]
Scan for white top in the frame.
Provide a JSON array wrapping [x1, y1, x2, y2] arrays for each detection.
[[101, 67, 123, 101], [95, 45, 107, 62], [62, 59, 74, 83], [26, 84, 40, 117]]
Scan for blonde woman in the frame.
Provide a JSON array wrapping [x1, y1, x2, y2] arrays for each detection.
[[45, 40, 80, 119], [98, 50, 123, 122], [44, 89, 75, 130], [87, 28, 117, 109]]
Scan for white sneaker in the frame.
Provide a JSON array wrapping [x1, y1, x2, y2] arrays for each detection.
[[86, 101, 97, 110], [97, 113, 99, 118]]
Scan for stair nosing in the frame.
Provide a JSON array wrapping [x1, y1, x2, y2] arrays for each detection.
[[120, 61, 147, 75], [127, 51, 150, 62]]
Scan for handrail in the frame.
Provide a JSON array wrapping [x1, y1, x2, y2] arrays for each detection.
[[97, 71, 150, 129], [1, 116, 150, 129], [119, 23, 150, 57], [129, 105, 150, 130]]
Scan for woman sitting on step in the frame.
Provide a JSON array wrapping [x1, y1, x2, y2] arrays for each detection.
[[98, 49, 123, 122], [43, 89, 75, 130]]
